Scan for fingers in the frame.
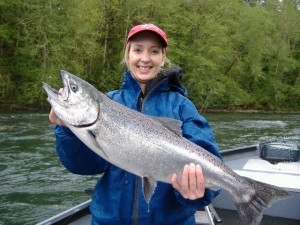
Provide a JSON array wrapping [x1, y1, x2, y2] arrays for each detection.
[[171, 163, 205, 200], [171, 173, 180, 190], [195, 164, 205, 196], [180, 164, 190, 199], [188, 163, 197, 199], [49, 108, 65, 126]]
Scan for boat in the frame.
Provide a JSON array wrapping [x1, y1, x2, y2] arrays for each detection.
[[37, 144, 300, 225]]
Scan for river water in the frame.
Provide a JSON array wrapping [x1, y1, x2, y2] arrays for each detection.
[[0, 112, 299, 225]]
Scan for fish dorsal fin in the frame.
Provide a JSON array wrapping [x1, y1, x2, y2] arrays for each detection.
[[151, 116, 183, 136], [142, 176, 157, 204]]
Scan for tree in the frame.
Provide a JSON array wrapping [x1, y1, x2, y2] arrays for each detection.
[[0, 0, 299, 111]]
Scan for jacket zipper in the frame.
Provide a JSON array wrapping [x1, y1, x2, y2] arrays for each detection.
[[139, 77, 167, 112], [133, 77, 167, 223]]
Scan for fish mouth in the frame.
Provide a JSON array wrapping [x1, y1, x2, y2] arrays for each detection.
[[42, 70, 70, 106], [42, 82, 60, 102], [60, 71, 71, 101]]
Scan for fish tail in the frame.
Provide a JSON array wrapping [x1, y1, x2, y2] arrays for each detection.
[[234, 177, 292, 225]]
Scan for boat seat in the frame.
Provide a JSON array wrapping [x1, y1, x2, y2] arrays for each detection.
[[195, 204, 222, 225]]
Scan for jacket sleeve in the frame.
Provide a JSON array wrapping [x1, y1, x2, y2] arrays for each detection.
[[55, 125, 109, 175], [175, 98, 222, 209]]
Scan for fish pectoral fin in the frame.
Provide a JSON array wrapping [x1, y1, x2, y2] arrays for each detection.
[[142, 176, 157, 203], [151, 116, 183, 136], [87, 130, 109, 159]]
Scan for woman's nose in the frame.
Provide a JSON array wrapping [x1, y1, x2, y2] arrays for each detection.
[[140, 52, 150, 62]]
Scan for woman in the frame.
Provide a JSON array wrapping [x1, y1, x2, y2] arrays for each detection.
[[49, 23, 222, 225]]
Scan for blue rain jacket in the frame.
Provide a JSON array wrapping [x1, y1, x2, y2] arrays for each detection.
[[54, 67, 222, 225]]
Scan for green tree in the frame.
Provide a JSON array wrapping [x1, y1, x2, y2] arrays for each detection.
[[0, 0, 299, 111]]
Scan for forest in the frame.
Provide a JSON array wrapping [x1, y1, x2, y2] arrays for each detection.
[[0, 0, 299, 111]]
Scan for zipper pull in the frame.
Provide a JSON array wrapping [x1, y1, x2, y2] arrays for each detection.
[[139, 96, 144, 112]]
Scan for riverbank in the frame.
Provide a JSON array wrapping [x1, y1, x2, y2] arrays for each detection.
[[0, 102, 50, 112], [1, 105, 300, 114], [204, 108, 300, 114], [1, 102, 300, 114]]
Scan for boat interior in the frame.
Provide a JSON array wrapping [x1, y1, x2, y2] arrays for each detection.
[[37, 144, 300, 225]]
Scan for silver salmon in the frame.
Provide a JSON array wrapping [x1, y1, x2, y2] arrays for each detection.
[[42, 70, 291, 225]]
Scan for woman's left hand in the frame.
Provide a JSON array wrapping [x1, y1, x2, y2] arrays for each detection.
[[171, 163, 205, 200]]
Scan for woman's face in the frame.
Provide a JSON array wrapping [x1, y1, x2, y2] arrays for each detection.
[[128, 32, 166, 88]]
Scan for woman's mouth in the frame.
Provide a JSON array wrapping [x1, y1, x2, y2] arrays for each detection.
[[138, 66, 152, 73]]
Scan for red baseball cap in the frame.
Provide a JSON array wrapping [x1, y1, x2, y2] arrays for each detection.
[[126, 23, 168, 47]]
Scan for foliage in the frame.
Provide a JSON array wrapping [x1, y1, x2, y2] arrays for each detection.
[[0, 0, 299, 111]]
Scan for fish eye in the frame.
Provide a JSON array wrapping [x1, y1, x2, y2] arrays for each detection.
[[70, 83, 78, 92]]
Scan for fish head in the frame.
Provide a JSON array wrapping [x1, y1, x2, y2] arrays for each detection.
[[42, 70, 99, 126]]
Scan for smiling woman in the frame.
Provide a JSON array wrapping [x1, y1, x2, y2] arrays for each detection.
[[123, 24, 167, 93], [46, 23, 223, 225], [127, 32, 166, 88]]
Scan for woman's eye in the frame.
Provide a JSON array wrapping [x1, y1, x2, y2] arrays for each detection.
[[151, 48, 161, 54], [133, 48, 142, 53]]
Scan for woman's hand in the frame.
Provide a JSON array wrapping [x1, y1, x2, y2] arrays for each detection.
[[49, 108, 65, 126], [171, 163, 205, 200]]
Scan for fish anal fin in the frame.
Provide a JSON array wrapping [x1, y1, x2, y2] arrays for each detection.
[[142, 176, 157, 203]]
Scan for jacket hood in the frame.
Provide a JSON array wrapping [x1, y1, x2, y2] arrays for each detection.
[[122, 66, 187, 97]]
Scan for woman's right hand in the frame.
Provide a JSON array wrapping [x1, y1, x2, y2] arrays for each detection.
[[49, 108, 65, 126]]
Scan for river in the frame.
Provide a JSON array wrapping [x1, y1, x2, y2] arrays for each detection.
[[0, 112, 299, 225]]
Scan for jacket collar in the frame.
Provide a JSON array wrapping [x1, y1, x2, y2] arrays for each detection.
[[121, 67, 187, 97], [121, 70, 142, 96]]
